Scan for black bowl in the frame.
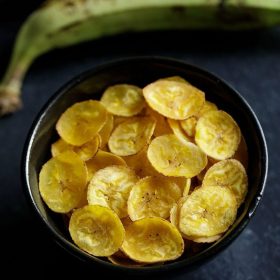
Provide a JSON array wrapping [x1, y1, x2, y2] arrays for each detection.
[[22, 57, 268, 274]]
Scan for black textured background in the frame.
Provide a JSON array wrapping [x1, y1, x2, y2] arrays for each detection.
[[1, 2, 280, 279]]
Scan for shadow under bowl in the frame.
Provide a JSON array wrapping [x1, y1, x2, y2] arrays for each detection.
[[22, 57, 268, 274]]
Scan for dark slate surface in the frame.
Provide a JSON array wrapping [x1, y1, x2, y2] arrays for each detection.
[[1, 21, 280, 278]]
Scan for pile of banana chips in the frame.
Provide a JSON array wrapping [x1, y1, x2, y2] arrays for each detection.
[[39, 76, 248, 266]]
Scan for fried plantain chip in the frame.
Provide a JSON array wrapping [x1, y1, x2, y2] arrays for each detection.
[[39, 151, 88, 213], [86, 150, 126, 181], [147, 134, 207, 177], [99, 113, 114, 148], [122, 217, 184, 263], [180, 116, 197, 138], [87, 165, 139, 218], [56, 100, 107, 146], [203, 159, 248, 206], [128, 176, 181, 221], [142, 106, 172, 137], [101, 84, 145, 117], [109, 117, 156, 156], [51, 134, 100, 161], [195, 110, 241, 160], [179, 186, 237, 237], [143, 80, 205, 120], [167, 118, 192, 144], [69, 205, 125, 256]]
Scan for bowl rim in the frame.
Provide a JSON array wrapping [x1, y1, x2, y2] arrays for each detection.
[[22, 56, 268, 273]]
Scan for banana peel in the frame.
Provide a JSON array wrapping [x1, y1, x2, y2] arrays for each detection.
[[0, 0, 280, 116]]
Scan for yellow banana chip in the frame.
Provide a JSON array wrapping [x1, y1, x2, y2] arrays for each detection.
[[188, 235, 221, 243], [122, 217, 184, 263], [160, 76, 190, 84], [128, 176, 181, 221], [199, 101, 218, 116], [182, 178, 191, 196], [87, 165, 139, 218], [101, 84, 145, 117], [86, 150, 126, 181], [167, 118, 191, 145], [143, 80, 205, 120], [69, 205, 125, 257], [39, 151, 88, 213], [180, 116, 197, 138], [179, 185, 237, 237], [56, 100, 107, 146], [147, 134, 207, 177], [142, 106, 172, 137], [203, 159, 248, 206], [51, 135, 100, 161], [108, 117, 156, 156], [99, 113, 114, 148], [195, 110, 241, 160], [233, 135, 248, 170]]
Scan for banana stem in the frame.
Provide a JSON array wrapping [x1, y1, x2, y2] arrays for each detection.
[[0, 58, 31, 115]]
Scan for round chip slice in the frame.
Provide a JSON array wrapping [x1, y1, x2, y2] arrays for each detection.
[[167, 118, 191, 144], [180, 116, 197, 138], [108, 117, 156, 156], [188, 235, 221, 243], [51, 135, 100, 161], [179, 186, 237, 237], [199, 101, 218, 116], [122, 217, 184, 263], [86, 150, 126, 181], [128, 176, 181, 221], [39, 151, 88, 213], [69, 205, 125, 256], [147, 134, 207, 177], [56, 100, 107, 146], [101, 84, 145, 117], [143, 106, 172, 137], [87, 166, 139, 218], [143, 80, 205, 120], [195, 110, 241, 160], [99, 113, 114, 148], [203, 159, 248, 206], [160, 76, 190, 84]]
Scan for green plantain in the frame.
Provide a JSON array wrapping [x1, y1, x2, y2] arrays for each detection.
[[0, 0, 280, 116]]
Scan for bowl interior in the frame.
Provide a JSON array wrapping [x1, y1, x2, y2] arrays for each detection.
[[23, 57, 267, 272]]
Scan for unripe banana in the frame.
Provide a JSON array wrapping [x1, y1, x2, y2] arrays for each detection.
[[0, 0, 279, 116]]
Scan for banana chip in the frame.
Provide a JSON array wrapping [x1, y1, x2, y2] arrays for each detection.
[[143, 80, 205, 120], [87, 165, 139, 218], [109, 117, 156, 156], [39, 151, 88, 213], [142, 106, 172, 136], [179, 186, 237, 237], [101, 84, 145, 117], [180, 117, 197, 138], [203, 159, 248, 206], [69, 205, 125, 256], [195, 110, 241, 160], [122, 217, 184, 263], [182, 178, 191, 196], [86, 150, 126, 181], [51, 135, 100, 161], [56, 100, 107, 146], [160, 76, 190, 84], [167, 118, 191, 144], [199, 101, 218, 116], [188, 235, 221, 243], [147, 134, 207, 177], [99, 113, 114, 148], [128, 176, 181, 221]]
